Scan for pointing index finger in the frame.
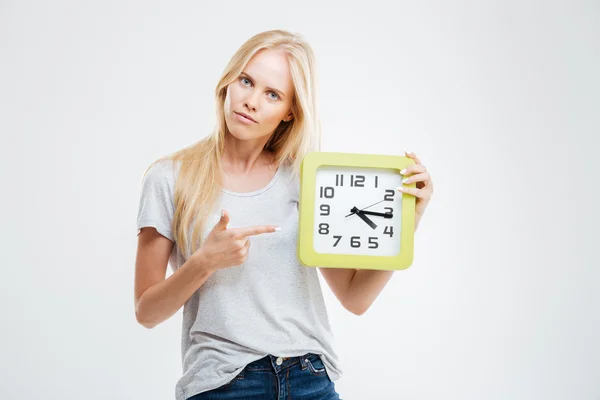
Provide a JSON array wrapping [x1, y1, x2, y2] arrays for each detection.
[[230, 225, 280, 238]]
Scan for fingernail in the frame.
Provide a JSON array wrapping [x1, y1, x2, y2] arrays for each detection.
[[400, 168, 407, 175], [402, 178, 409, 183], [274, 227, 281, 232], [405, 149, 412, 155], [221, 209, 225, 217], [397, 186, 404, 192]]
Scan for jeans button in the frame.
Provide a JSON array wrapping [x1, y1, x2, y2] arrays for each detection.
[[276, 357, 283, 365]]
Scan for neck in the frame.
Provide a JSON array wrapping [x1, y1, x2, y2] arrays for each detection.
[[221, 132, 274, 173]]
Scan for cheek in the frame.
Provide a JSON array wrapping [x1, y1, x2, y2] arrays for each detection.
[[264, 104, 289, 125], [224, 85, 241, 111], [223, 93, 231, 112]]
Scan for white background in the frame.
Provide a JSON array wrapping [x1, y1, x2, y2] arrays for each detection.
[[2, 1, 599, 399]]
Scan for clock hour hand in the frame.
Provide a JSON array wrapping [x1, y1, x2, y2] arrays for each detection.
[[361, 210, 393, 219], [350, 206, 377, 230]]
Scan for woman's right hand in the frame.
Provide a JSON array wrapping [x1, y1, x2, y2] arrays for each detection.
[[194, 209, 280, 273]]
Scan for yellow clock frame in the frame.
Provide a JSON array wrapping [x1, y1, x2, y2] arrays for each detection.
[[297, 152, 416, 271]]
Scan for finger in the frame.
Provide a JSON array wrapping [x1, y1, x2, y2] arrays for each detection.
[[234, 237, 249, 249], [243, 238, 251, 254], [230, 225, 280, 238], [405, 149, 422, 165], [401, 172, 430, 185], [396, 186, 424, 198], [236, 241, 249, 257], [214, 209, 230, 231], [400, 164, 427, 176]]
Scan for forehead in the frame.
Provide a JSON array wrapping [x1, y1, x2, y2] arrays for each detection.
[[243, 48, 293, 95]]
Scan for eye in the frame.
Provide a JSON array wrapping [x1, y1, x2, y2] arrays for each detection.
[[268, 92, 280, 100], [240, 77, 252, 87]]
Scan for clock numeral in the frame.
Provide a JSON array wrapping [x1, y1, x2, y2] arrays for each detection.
[[333, 235, 342, 247], [375, 176, 378, 188], [335, 174, 344, 187], [384, 189, 395, 201], [368, 237, 379, 249], [319, 204, 330, 216], [318, 223, 330, 235], [384, 207, 393, 214], [350, 236, 361, 248], [350, 175, 365, 187], [320, 186, 335, 199], [384, 226, 394, 237]]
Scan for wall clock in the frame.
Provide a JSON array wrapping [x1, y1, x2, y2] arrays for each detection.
[[298, 152, 416, 270]]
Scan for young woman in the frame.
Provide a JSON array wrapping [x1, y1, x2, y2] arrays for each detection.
[[135, 29, 433, 400]]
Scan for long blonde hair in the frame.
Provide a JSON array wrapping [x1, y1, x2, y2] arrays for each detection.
[[143, 29, 321, 259]]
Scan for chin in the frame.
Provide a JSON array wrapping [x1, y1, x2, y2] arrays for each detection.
[[226, 124, 253, 140], [226, 118, 259, 139], [228, 129, 248, 140]]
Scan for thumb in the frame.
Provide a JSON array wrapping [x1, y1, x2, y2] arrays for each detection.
[[214, 209, 230, 231]]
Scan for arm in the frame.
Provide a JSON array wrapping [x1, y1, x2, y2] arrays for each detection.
[[319, 217, 422, 316], [319, 267, 392, 316], [134, 227, 212, 329]]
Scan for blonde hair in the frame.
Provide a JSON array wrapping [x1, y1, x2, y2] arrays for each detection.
[[143, 29, 321, 258]]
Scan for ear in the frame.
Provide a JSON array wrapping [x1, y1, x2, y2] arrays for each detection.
[[284, 113, 294, 122]]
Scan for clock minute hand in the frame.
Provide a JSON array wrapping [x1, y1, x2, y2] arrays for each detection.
[[344, 199, 386, 218]]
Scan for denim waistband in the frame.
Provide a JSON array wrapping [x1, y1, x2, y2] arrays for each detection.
[[243, 353, 321, 372]]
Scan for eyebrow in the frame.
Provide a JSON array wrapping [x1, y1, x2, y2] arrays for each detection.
[[240, 72, 286, 98]]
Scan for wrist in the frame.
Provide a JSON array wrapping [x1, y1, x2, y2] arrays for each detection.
[[191, 250, 215, 276]]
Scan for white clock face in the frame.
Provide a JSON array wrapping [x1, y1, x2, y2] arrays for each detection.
[[313, 165, 403, 256]]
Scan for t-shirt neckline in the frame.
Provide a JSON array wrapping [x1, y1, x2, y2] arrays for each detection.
[[221, 166, 282, 197]]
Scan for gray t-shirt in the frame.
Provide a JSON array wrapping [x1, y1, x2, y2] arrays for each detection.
[[136, 159, 342, 400]]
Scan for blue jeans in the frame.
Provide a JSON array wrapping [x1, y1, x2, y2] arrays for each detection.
[[186, 353, 342, 400]]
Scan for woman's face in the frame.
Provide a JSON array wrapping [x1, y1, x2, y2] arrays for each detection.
[[224, 48, 294, 141]]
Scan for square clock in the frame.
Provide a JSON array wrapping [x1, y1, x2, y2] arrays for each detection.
[[297, 152, 416, 270]]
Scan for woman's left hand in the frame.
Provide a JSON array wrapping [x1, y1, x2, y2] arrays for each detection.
[[398, 150, 434, 225]]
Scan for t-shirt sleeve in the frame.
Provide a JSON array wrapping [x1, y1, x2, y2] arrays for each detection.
[[136, 160, 176, 241]]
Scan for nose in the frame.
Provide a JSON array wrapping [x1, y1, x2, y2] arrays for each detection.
[[244, 90, 260, 112]]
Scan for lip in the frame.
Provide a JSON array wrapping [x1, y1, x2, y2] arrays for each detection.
[[234, 111, 257, 123]]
